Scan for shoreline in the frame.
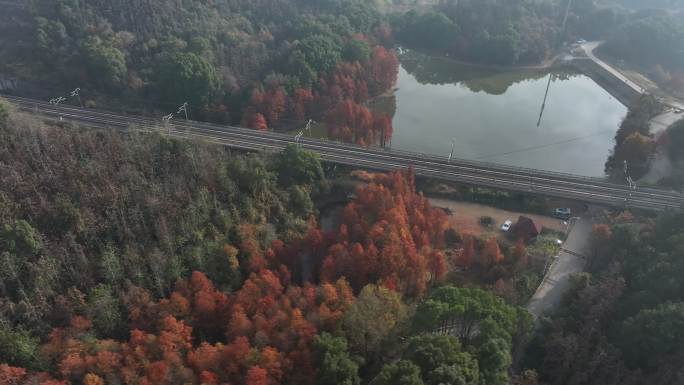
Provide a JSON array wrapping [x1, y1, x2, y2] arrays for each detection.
[[393, 46, 644, 109], [396, 46, 565, 71]]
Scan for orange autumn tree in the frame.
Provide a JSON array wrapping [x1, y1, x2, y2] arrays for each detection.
[[317, 168, 449, 297], [457, 235, 477, 269], [291, 88, 314, 120], [366, 46, 399, 96], [481, 237, 504, 267], [245, 86, 287, 126], [124, 271, 231, 341], [512, 238, 529, 270], [242, 108, 268, 131], [7, 166, 453, 384], [0, 364, 66, 385], [34, 270, 355, 385], [239, 43, 398, 147]]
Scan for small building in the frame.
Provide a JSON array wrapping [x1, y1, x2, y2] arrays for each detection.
[[513, 216, 540, 243]]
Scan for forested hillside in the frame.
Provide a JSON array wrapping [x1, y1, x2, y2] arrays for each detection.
[[600, 10, 684, 93], [391, 0, 561, 65], [604, 95, 663, 180], [3, 0, 684, 383], [0, 100, 536, 385], [3, 0, 681, 126], [2, 0, 398, 145], [526, 210, 684, 385]]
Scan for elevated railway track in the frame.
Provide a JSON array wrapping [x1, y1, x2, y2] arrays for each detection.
[[4, 95, 682, 211]]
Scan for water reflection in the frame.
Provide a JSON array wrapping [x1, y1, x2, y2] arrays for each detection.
[[372, 50, 627, 176], [399, 50, 576, 95]]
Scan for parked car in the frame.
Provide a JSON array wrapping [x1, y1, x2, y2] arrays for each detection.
[[553, 208, 571, 220], [501, 220, 513, 232]]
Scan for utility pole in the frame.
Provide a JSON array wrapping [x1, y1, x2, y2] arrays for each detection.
[[623, 160, 638, 206], [560, 0, 574, 46], [70, 87, 82, 108], [448, 138, 455, 163], [162, 113, 173, 135], [537, 73, 554, 127], [49, 96, 66, 105], [177, 102, 188, 120], [49, 96, 67, 120]]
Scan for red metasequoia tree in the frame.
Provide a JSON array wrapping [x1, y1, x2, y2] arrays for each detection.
[[481, 237, 504, 267], [238, 42, 399, 147], [457, 235, 477, 269], [242, 107, 268, 131], [26, 269, 356, 385], [7, 165, 456, 385], [308, 168, 449, 297], [366, 46, 399, 96]]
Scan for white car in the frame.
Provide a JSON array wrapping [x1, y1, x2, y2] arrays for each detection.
[[501, 220, 513, 232]]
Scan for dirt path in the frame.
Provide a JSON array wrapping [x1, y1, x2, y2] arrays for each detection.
[[428, 198, 566, 236]]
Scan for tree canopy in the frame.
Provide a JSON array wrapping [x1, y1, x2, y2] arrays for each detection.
[[413, 286, 530, 385], [528, 209, 684, 385], [391, 0, 558, 65], [342, 285, 409, 358], [313, 333, 362, 385], [667, 119, 684, 161], [275, 144, 324, 187], [81, 36, 128, 89], [156, 51, 220, 107], [404, 334, 479, 385], [371, 360, 425, 385]]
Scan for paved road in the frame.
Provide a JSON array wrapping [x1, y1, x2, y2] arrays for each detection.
[[527, 216, 592, 320], [5, 95, 684, 211], [581, 41, 684, 112], [651, 111, 683, 133], [581, 41, 646, 96], [579, 41, 684, 187]]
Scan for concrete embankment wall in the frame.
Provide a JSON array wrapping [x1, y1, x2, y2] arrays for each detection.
[[571, 58, 641, 107]]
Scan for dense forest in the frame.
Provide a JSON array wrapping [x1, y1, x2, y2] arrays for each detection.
[[2, 0, 682, 121], [388, 0, 684, 93], [605, 94, 684, 190], [391, 0, 562, 65], [1, 0, 398, 145], [525, 210, 684, 385], [0, 100, 540, 384], [387, 0, 641, 65], [604, 95, 663, 180], [2, 0, 684, 384], [600, 10, 684, 94]]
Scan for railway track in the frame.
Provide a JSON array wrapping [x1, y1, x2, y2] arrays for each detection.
[[5, 95, 682, 211]]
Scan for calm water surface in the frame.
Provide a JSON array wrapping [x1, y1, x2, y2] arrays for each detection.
[[376, 51, 628, 177]]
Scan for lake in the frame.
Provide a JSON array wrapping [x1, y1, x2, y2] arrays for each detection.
[[373, 50, 628, 177]]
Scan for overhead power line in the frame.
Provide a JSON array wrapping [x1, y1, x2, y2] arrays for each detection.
[[474, 130, 614, 160]]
